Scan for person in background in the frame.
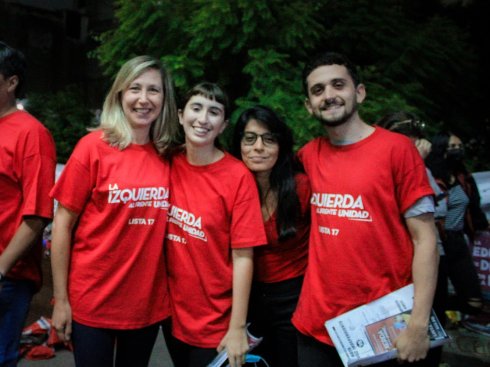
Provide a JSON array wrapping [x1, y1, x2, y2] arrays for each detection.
[[50, 55, 179, 367], [377, 111, 448, 366], [426, 131, 483, 315], [445, 134, 489, 237], [163, 83, 267, 367], [292, 51, 438, 367], [230, 105, 310, 367], [0, 41, 56, 367]]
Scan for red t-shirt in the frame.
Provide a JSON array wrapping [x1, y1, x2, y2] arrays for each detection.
[[0, 111, 56, 288], [292, 127, 434, 345], [254, 173, 310, 283], [166, 151, 267, 348], [50, 131, 171, 329]]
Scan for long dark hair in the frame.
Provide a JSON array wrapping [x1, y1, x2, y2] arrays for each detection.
[[231, 105, 301, 240]]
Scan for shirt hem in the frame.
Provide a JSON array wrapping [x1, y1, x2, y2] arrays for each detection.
[[72, 312, 170, 330]]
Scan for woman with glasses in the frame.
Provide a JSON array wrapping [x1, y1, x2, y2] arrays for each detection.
[[230, 105, 310, 367], [163, 83, 267, 367]]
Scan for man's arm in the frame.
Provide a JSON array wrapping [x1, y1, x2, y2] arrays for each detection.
[[395, 212, 439, 362], [0, 216, 49, 277]]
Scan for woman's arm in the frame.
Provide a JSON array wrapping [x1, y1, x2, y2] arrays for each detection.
[[218, 247, 254, 367], [51, 204, 79, 342]]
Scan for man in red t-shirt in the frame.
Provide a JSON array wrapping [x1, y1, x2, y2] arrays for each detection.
[[291, 52, 438, 367], [0, 42, 56, 366]]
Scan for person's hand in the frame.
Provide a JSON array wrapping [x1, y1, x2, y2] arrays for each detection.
[[415, 138, 432, 159], [52, 298, 73, 343], [394, 324, 430, 362], [217, 326, 248, 367]]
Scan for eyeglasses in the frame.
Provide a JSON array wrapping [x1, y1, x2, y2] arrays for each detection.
[[389, 119, 426, 131], [241, 132, 279, 146]]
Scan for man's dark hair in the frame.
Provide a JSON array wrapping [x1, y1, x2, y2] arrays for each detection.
[[0, 41, 27, 98], [302, 51, 360, 96]]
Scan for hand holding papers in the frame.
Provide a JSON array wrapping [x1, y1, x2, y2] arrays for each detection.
[[207, 326, 263, 367], [325, 284, 449, 367]]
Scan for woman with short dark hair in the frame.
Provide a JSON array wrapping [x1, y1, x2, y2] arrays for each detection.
[[163, 83, 266, 367]]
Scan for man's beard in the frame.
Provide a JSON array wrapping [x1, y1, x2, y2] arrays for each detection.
[[314, 100, 358, 127]]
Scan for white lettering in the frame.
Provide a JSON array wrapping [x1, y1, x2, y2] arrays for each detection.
[[318, 226, 340, 236], [169, 205, 202, 229], [473, 246, 489, 257], [312, 192, 372, 222], [108, 185, 170, 204], [311, 193, 365, 209], [167, 234, 182, 243], [480, 259, 489, 271], [128, 218, 147, 225], [338, 209, 370, 219]]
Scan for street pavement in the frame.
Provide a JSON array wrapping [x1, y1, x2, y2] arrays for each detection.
[[19, 331, 173, 367], [442, 322, 489, 367], [18, 257, 489, 367], [18, 324, 490, 367]]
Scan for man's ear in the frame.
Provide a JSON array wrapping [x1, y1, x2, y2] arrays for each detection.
[[7, 75, 19, 94], [356, 83, 366, 104], [304, 98, 313, 115]]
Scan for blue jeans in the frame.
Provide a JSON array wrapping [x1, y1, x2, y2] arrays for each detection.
[[0, 279, 35, 367]]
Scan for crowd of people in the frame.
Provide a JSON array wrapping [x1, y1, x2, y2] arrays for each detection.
[[1, 41, 487, 367]]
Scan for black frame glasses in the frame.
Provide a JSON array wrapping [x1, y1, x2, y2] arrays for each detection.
[[241, 132, 279, 146]]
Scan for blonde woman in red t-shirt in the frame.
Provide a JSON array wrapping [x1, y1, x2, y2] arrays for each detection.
[[230, 105, 310, 367], [50, 55, 179, 367], [162, 82, 267, 367]]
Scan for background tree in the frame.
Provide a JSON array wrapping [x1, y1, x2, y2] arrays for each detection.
[[92, 0, 488, 167], [27, 85, 95, 163]]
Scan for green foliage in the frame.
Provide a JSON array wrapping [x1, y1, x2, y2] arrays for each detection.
[[162, 55, 205, 90], [27, 86, 95, 163], [312, 0, 481, 132], [91, 0, 488, 166], [94, 0, 324, 149], [231, 49, 323, 149], [382, 15, 479, 133], [359, 66, 422, 124], [92, 0, 185, 77], [94, 0, 322, 91]]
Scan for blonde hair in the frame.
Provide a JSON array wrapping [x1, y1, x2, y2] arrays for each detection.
[[97, 55, 180, 155]]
